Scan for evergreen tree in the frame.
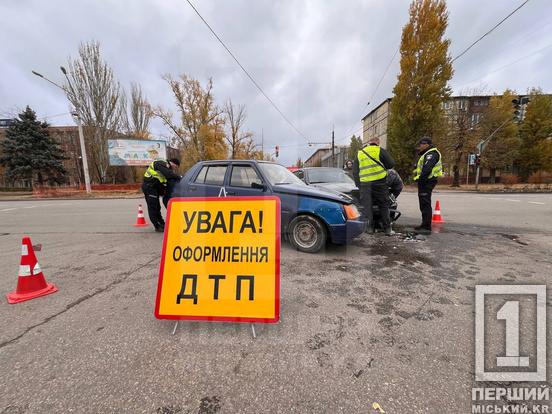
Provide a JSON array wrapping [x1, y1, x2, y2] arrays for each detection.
[[347, 134, 363, 161], [517, 89, 552, 180], [387, 0, 453, 179], [0, 106, 67, 186]]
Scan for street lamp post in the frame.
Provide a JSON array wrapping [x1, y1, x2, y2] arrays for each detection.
[[32, 69, 92, 193], [474, 118, 510, 190]]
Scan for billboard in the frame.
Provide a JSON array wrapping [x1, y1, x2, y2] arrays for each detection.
[[108, 139, 167, 166]]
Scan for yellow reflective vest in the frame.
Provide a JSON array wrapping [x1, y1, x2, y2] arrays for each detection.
[[144, 160, 167, 184], [413, 148, 443, 181], [357, 146, 388, 182]]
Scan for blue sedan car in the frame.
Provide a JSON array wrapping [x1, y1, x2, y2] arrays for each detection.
[[172, 160, 365, 253]]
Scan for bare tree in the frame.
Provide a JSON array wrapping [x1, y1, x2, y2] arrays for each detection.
[[224, 99, 254, 159], [63, 41, 125, 183], [128, 83, 151, 139], [152, 74, 227, 168], [440, 106, 479, 186]]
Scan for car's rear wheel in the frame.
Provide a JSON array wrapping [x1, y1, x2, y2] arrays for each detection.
[[288, 215, 327, 253]]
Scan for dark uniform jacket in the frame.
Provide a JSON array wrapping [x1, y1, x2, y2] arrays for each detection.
[[387, 169, 403, 198], [417, 146, 441, 183], [352, 144, 395, 188], [142, 160, 181, 195]]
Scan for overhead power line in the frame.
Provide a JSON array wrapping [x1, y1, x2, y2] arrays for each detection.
[[367, 47, 400, 110], [184, 0, 309, 142], [452, 0, 531, 62], [342, 1, 531, 143], [339, 46, 400, 144], [455, 41, 552, 90], [41, 111, 72, 120]]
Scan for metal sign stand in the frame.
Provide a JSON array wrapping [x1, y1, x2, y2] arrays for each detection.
[[171, 186, 257, 339]]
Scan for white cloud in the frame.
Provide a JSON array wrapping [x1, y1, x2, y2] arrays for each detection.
[[1, 0, 551, 165]]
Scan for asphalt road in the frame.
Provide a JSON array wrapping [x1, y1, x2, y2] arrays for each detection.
[[1, 192, 551, 413]]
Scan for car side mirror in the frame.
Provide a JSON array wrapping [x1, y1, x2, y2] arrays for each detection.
[[251, 182, 267, 191]]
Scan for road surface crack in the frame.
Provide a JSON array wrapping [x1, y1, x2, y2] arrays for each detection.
[[0, 256, 158, 350]]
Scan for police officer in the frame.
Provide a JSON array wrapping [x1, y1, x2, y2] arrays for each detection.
[[413, 137, 443, 234], [353, 137, 395, 235], [142, 158, 181, 232]]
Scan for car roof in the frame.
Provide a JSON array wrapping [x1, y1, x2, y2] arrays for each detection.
[[302, 167, 343, 171], [197, 159, 278, 165]]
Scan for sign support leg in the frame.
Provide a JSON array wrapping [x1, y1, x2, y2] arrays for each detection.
[[172, 321, 179, 335], [250, 324, 257, 339]]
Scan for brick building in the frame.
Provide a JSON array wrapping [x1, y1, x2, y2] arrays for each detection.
[[361, 96, 492, 149], [304, 148, 331, 167]]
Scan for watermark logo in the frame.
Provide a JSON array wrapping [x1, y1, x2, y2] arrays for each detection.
[[475, 285, 547, 382]]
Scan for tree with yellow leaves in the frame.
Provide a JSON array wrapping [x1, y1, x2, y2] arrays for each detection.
[[387, 0, 453, 179], [153, 74, 228, 169]]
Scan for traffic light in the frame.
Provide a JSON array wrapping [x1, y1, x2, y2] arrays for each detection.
[[512, 98, 522, 123], [512, 96, 530, 123], [275, 145, 279, 157]]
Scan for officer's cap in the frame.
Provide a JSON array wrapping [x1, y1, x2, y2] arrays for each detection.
[[417, 137, 432, 146]]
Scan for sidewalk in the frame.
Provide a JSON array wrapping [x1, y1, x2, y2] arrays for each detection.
[[403, 183, 552, 193], [0, 190, 142, 201]]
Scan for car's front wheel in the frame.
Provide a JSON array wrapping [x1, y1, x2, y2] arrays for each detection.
[[288, 215, 327, 253]]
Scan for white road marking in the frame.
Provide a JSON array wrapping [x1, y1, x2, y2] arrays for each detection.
[[23, 206, 36, 209], [0, 208, 16, 212], [506, 199, 521, 202], [529, 201, 545, 205]]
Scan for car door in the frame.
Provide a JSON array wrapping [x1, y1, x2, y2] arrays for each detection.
[[225, 164, 269, 197], [187, 164, 229, 197]]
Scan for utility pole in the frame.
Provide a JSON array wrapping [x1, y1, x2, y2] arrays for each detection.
[[72, 112, 92, 194], [466, 154, 471, 186], [474, 118, 510, 190], [32, 69, 92, 193], [331, 126, 335, 168]]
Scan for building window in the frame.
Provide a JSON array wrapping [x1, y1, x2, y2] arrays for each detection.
[[457, 100, 466, 110], [471, 113, 481, 125], [444, 101, 451, 110]]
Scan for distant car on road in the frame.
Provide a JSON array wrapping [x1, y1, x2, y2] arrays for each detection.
[[293, 167, 359, 202], [172, 160, 365, 253], [294, 166, 402, 228]]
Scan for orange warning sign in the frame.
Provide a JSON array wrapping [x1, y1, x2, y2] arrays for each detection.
[[154, 196, 280, 323]]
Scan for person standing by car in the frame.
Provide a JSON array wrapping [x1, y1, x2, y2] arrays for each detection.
[[353, 137, 395, 235], [142, 158, 181, 232], [343, 159, 354, 179], [413, 137, 443, 234]]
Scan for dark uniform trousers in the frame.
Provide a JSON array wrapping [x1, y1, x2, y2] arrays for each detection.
[[418, 179, 437, 228], [360, 178, 390, 228], [142, 183, 165, 229]]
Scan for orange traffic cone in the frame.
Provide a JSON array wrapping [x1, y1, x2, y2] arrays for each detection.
[[6, 237, 58, 304], [432, 200, 445, 223], [134, 204, 148, 227]]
